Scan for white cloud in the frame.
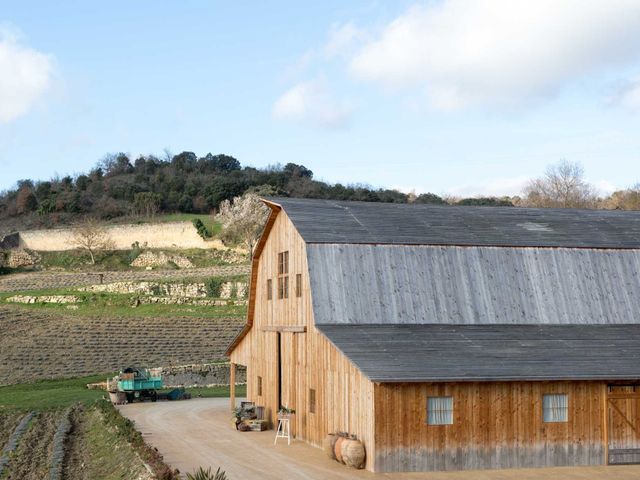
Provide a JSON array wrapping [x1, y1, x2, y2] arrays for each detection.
[[323, 22, 367, 59], [612, 77, 640, 109], [350, 1, 640, 110], [592, 179, 617, 195], [0, 25, 54, 123], [272, 79, 352, 129]]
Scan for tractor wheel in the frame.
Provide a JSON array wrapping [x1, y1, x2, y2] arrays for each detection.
[[125, 392, 135, 403], [151, 391, 158, 402]]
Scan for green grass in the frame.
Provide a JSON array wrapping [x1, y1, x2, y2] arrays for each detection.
[[84, 406, 152, 480], [0, 374, 242, 412], [0, 374, 112, 412], [39, 249, 140, 271]]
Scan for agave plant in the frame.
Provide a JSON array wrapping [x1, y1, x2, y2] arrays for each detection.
[[186, 466, 228, 480]]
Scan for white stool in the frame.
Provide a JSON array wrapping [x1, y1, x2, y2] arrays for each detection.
[[274, 416, 291, 445]]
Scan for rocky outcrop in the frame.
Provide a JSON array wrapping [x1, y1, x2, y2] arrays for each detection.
[[130, 251, 194, 269]]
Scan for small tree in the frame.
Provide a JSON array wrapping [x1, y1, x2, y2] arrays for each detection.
[[217, 193, 270, 258], [69, 218, 115, 264]]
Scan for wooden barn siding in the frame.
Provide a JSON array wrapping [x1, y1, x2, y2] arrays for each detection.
[[231, 210, 376, 470], [307, 244, 640, 325], [374, 381, 606, 472]]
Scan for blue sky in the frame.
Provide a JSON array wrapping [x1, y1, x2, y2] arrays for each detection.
[[1, 0, 640, 197]]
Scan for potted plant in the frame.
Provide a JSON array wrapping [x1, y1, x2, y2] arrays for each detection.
[[277, 406, 296, 419]]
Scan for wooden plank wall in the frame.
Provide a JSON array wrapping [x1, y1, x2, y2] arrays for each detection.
[[230, 210, 376, 470], [608, 386, 640, 465], [374, 381, 606, 472]]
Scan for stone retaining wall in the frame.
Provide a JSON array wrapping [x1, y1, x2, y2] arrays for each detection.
[[18, 222, 226, 251], [161, 362, 247, 387], [6, 295, 80, 304], [80, 281, 209, 297], [7, 250, 40, 268]]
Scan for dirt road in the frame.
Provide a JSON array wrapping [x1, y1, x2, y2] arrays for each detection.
[[119, 398, 640, 480]]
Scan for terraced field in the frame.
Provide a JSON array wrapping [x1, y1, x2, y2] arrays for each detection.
[[0, 265, 249, 293], [0, 306, 244, 385]]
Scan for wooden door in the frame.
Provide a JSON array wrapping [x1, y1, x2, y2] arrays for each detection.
[[279, 332, 298, 436], [607, 385, 640, 464]]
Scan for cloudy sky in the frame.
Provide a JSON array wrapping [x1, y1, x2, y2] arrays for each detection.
[[1, 0, 640, 196]]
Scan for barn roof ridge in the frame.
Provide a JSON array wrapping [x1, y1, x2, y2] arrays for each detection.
[[264, 196, 640, 249]]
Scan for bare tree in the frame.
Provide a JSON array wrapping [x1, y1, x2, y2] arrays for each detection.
[[522, 160, 599, 209], [69, 218, 115, 264], [132, 192, 161, 218], [217, 193, 270, 258]]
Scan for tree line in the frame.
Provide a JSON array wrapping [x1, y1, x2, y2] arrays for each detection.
[[0, 152, 638, 228]]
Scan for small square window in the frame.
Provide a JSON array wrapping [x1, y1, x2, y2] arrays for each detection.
[[296, 274, 302, 298], [267, 279, 272, 300], [257, 376, 262, 396], [543, 394, 568, 422], [309, 389, 316, 414], [427, 396, 453, 425]]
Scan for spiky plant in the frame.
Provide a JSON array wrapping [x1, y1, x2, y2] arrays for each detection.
[[186, 466, 228, 480]]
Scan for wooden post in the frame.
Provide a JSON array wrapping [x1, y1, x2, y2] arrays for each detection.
[[602, 383, 609, 465], [230, 362, 236, 412]]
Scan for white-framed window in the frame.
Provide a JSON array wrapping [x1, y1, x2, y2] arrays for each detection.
[[543, 393, 568, 422], [427, 396, 453, 425]]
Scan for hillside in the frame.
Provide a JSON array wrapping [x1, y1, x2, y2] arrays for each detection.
[[0, 152, 455, 234]]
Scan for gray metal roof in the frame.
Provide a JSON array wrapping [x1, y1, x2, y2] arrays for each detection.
[[317, 324, 640, 382], [307, 244, 640, 326], [266, 197, 640, 248]]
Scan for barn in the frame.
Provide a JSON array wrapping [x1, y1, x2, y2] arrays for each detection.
[[226, 197, 640, 473]]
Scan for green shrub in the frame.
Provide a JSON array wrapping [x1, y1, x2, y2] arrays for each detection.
[[186, 466, 228, 480], [206, 277, 225, 297], [127, 241, 142, 263], [193, 219, 211, 239]]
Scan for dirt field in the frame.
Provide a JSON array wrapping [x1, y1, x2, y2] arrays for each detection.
[[3, 411, 59, 480], [120, 398, 640, 480]]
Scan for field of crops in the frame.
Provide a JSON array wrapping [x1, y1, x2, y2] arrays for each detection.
[[0, 306, 244, 385], [0, 404, 162, 479]]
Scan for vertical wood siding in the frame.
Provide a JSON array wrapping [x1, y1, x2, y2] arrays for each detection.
[[374, 381, 606, 472], [307, 244, 640, 325], [230, 210, 376, 470]]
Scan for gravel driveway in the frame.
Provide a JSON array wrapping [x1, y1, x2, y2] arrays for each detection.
[[119, 398, 640, 480]]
